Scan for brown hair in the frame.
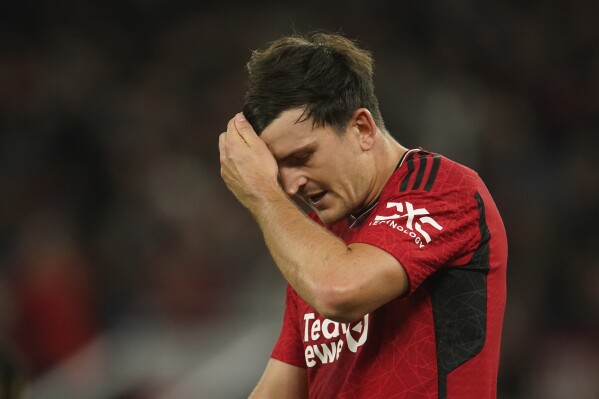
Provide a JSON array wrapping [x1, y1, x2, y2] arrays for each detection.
[[243, 32, 386, 134]]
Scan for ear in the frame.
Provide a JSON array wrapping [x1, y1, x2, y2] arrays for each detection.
[[350, 108, 377, 151]]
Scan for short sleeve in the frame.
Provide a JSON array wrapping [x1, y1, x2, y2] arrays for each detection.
[[351, 184, 482, 295], [270, 285, 306, 368]]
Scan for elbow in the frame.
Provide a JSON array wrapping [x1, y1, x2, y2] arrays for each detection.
[[312, 285, 366, 323]]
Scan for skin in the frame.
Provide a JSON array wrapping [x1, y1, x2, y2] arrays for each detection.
[[219, 107, 410, 398]]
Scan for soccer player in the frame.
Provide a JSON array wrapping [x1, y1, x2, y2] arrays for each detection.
[[219, 33, 507, 399]]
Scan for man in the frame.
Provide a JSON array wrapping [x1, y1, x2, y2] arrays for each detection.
[[219, 33, 507, 399]]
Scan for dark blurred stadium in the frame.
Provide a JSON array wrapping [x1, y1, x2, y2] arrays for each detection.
[[0, 1, 597, 398]]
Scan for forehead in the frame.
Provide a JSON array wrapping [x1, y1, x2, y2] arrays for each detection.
[[260, 108, 319, 158]]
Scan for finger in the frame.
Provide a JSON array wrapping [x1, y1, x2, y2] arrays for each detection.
[[233, 113, 258, 145], [226, 116, 249, 146], [219, 132, 227, 162]]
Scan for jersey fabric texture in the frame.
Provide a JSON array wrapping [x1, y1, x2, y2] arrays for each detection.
[[270, 149, 508, 399]]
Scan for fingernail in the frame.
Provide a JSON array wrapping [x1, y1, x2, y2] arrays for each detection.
[[236, 113, 246, 122]]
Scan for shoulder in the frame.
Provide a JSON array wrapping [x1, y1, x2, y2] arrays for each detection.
[[386, 149, 481, 200]]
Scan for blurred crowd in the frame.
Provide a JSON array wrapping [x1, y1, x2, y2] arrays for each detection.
[[0, 1, 597, 398]]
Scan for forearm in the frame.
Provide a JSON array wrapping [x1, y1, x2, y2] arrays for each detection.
[[250, 188, 355, 321], [249, 359, 308, 399]]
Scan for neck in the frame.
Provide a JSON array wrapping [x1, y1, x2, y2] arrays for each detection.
[[359, 133, 407, 213]]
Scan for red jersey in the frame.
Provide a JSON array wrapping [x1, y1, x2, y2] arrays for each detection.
[[271, 149, 508, 398]]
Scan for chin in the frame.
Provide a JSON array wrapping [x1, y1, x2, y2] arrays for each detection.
[[314, 208, 347, 225]]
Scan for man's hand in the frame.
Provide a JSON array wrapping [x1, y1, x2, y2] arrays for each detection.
[[219, 113, 281, 210]]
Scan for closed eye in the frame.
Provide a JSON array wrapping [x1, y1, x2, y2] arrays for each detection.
[[296, 152, 312, 161], [282, 151, 313, 167]]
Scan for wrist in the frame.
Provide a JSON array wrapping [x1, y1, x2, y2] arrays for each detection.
[[250, 184, 302, 227], [248, 182, 290, 213]]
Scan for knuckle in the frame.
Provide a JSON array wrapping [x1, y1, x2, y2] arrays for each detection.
[[227, 118, 235, 131]]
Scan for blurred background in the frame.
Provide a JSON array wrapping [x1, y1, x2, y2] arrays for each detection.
[[0, 0, 598, 398]]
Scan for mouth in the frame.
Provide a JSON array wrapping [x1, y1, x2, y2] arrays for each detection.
[[308, 191, 328, 206]]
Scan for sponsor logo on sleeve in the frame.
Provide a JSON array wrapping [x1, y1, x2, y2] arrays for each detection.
[[369, 201, 443, 248]]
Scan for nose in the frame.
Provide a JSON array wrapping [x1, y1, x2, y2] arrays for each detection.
[[279, 166, 308, 196]]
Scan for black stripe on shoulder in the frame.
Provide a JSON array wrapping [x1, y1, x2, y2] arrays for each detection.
[[399, 151, 417, 192], [424, 154, 441, 192], [412, 154, 428, 190]]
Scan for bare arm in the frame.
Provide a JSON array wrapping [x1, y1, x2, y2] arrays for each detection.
[[219, 113, 408, 322], [249, 359, 308, 399], [252, 190, 408, 322]]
